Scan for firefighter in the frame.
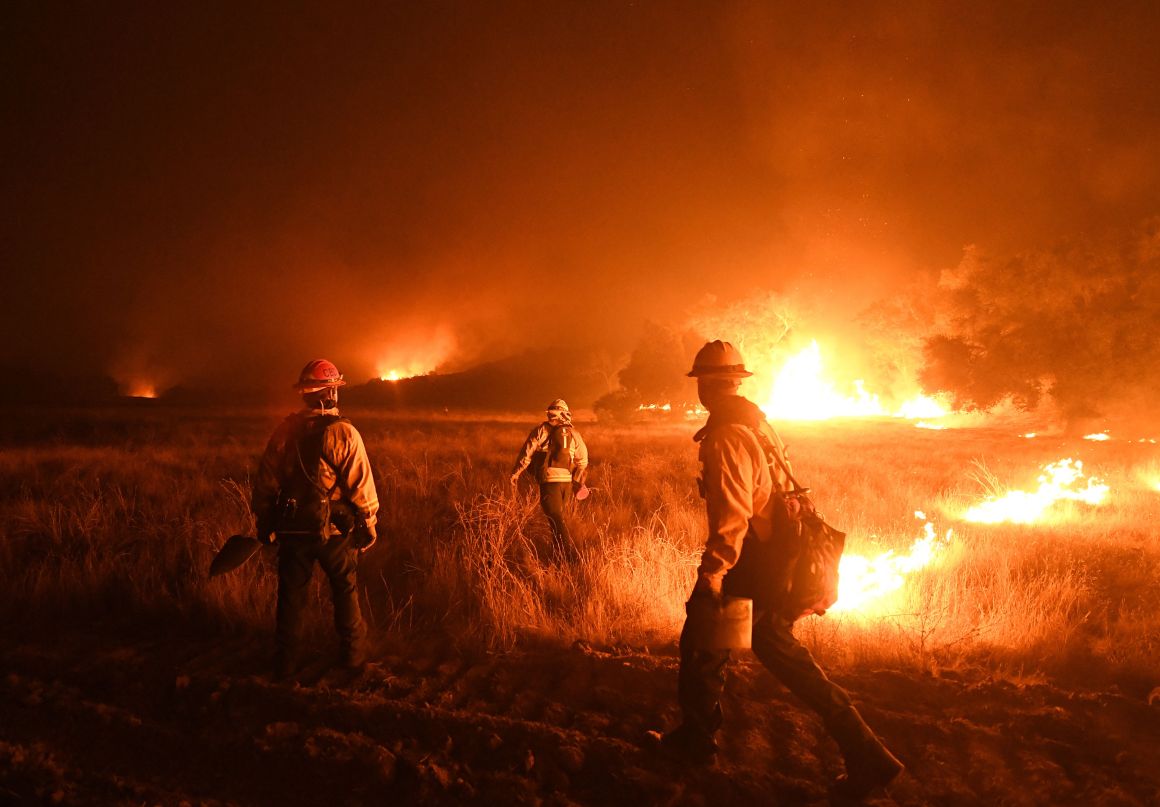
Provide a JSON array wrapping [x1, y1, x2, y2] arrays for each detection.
[[510, 399, 589, 558], [662, 341, 904, 800], [251, 359, 380, 678]]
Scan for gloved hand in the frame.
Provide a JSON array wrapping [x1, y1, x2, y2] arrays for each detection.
[[684, 585, 724, 643], [350, 522, 377, 553], [509, 472, 521, 486], [256, 517, 276, 546]]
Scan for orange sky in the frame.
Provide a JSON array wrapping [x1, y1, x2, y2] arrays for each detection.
[[3, 1, 1159, 391]]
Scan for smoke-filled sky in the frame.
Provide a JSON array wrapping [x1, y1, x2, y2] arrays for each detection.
[[4, 1, 1159, 392]]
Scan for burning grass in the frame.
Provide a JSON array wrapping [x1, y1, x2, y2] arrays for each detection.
[[0, 408, 1157, 694]]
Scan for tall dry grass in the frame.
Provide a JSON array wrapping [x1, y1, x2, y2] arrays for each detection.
[[1, 406, 1157, 691]]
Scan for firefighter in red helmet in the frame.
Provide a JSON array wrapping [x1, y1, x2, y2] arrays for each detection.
[[251, 359, 380, 678]]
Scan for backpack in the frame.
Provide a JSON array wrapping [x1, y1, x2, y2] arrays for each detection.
[[273, 413, 348, 534], [747, 425, 846, 619], [696, 401, 846, 619], [546, 423, 574, 472]]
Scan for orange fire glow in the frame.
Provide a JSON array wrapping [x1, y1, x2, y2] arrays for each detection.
[[371, 328, 454, 384], [830, 512, 953, 615], [962, 459, 1109, 524], [377, 362, 437, 382], [126, 382, 157, 399]]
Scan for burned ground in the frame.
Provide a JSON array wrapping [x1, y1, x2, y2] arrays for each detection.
[[2, 407, 1159, 805]]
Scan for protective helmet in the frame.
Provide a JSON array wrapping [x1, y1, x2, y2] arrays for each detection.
[[687, 340, 753, 378], [547, 398, 570, 414], [294, 359, 347, 393]]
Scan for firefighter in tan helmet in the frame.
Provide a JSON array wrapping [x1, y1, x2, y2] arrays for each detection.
[[662, 341, 903, 800], [251, 359, 380, 679], [510, 399, 589, 559]]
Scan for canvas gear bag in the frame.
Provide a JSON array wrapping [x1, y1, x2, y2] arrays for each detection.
[[754, 429, 847, 619], [695, 398, 846, 619], [273, 413, 348, 535]]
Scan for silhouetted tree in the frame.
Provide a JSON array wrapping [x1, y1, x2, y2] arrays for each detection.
[[920, 219, 1160, 424], [618, 321, 689, 404]]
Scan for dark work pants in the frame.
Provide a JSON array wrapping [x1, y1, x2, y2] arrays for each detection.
[[678, 605, 855, 737], [539, 481, 575, 558], [276, 533, 366, 662]]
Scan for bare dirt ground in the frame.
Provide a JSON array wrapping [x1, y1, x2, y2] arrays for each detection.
[[3, 629, 1159, 806]]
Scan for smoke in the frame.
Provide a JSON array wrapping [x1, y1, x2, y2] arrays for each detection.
[[3, 3, 1160, 395]]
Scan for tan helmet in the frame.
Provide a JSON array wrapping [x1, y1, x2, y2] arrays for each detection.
[[294, 359, 348, 393], [687, 340, 753, 378], [547, 398, 570, 414]]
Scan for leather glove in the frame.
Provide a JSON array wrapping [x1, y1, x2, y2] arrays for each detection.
[[256, 516, 276, 546], [509, 472, 522, 486], [350, 522, 377, 552], [684, 586, 724, 637]]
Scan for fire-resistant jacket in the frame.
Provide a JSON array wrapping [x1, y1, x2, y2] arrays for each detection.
[[252, 408, 380, 535], [511, 421, 589, 483], [695, 397, 792, 592]]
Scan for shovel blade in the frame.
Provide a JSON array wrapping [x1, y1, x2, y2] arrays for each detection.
[[209, 534, 262, 577]]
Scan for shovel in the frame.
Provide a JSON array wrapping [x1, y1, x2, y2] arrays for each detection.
[[209, 534, 263, 577]]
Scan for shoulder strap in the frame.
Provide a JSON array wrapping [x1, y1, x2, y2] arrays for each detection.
[[292, 414, 345, 497], [747, 424, 808, 494]]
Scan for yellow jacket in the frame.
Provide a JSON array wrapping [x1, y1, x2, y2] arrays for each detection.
[[695, 400, 791, 592], [252, 408, 379, 535]]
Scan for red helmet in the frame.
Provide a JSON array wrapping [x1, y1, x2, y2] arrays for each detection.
[[294, 359, 347, 393]]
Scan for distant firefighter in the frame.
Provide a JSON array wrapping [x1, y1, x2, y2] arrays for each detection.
[[510, 399, 589, 558], [251, 359, 380, 679], [662, 341, 903, 800]]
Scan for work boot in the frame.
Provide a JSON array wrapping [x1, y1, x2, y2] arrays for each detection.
[[659, 723, 719, 765], [340, 645, 366, 671], [827, 709, 904, 800], [833, 745, 904, 800]]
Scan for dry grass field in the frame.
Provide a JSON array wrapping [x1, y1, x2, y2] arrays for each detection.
[[2, 404, 1160, 804]]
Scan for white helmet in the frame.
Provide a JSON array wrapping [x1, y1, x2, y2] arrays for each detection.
[[687, 341, 753, 379]]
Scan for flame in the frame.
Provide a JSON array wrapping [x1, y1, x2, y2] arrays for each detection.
[[915, 421, 947, 430], [1022, 433, 1038, 439], [755, 341, 948, 422], [376, 361, 436, 382], [126, 381, 157, 399], [372, 328, 454, 383], [1084, 432, 1111, 442], [895, 395, 949, 419], [830, 512, 953, 614], [638, 403, 672, 412], [963, 459, 1109, 524]]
